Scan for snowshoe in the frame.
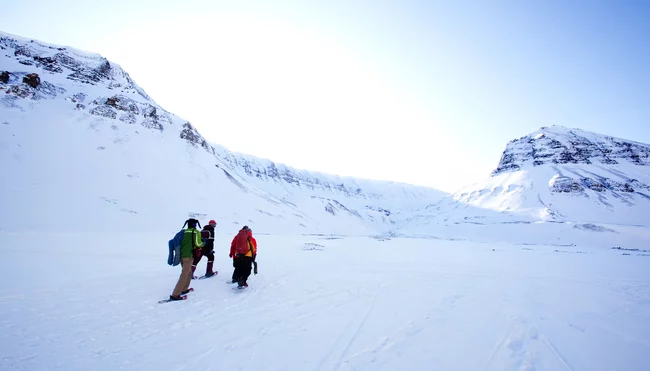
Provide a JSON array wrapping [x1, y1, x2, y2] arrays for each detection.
[[159, 295, 187, 303], [198, 271, 219, 280]]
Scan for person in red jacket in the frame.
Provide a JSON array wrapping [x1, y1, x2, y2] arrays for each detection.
[[229, 225, 257, 288]]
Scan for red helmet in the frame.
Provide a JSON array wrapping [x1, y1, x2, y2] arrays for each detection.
[[209, 220, 217, 225]]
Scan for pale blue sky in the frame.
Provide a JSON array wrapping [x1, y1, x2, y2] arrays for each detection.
[[3, 0, 649, 192]]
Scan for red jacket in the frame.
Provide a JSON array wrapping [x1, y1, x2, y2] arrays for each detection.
[[230, 229, 257, 258]]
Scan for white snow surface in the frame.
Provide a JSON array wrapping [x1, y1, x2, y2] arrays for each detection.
[[1, 232, 649, 371], [1, 32, 650, 371]]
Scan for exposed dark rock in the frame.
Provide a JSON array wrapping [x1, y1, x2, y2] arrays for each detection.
[[141, 105, 171, 131], [22, 73, 40, 88], [0, 71, 9, 83], [550, 175, 583, 193], [14, 45, 33, 57], [54, 52, 81, 70], [493, 127, 650, 175], [179, 122, 215, 150], [90, 105, 117, 119], [216, 152, 372, 197], [581, 178, 605, 192], [180, 122, 202, 145], [33, 56, 62, 73], [105, 95, 139, 114], [37, 81, 66, 98], [66, 59, 113, 85], [5, 84, 34, 99], [97, 60, 111, 77], [366, 205, 391, 216]]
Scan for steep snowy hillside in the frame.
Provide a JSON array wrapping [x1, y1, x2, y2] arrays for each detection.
[[0, 31, 445, 234], [400, 126, 650, 248]]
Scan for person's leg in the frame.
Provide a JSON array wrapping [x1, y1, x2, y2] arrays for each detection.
[[205, 251, 215, 276], [180, 257, 194, 292], [191, 254, 202, 279], [239, 256, 253, 286], [172, 258, 193, 297], [231, 257, 239, 283]]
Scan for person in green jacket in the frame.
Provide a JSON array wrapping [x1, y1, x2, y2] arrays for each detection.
[[170, 218, 204, 301]]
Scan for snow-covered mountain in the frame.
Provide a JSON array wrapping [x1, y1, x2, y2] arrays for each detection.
[[455, 126, 650, 223], [2, 30, 648, 250], [2, 32, 649, 371], [0, 31, 445, 234], [401, 126, 650, 248]]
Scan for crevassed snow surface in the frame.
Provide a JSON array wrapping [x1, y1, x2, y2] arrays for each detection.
[[1, 232, 649, 371]]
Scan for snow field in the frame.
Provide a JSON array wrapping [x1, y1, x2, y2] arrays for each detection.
[[1, 232, 648, 371]]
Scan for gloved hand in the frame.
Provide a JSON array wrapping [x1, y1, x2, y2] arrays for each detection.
[[253, 262, 258, 275], [228, 253, 233, 258]]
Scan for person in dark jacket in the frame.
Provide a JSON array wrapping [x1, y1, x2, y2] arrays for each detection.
[[170, 218, 203, 301], [229, 225, 257, 288], [192, 219, 217, 278]]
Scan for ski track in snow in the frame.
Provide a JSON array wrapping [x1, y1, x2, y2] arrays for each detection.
[[315, 284, 381, 371]]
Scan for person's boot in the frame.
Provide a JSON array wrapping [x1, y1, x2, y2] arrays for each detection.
[[205, 261, 215, 277], [169, 295, 185, 301]]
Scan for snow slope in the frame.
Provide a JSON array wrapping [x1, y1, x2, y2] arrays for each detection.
[[0, 31, 445, 235]]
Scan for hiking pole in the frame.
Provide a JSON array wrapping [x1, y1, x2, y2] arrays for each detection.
[[253, 261, 258, 275]]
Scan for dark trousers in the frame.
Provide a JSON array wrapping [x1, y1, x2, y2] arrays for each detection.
[[192, 250, 215, 276], [232, 255, 253, 284]]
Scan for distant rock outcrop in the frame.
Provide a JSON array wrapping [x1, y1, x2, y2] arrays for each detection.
[[493, 126, 650, 175], [22, 72, 40, 88], [491, 126, 650, 196]]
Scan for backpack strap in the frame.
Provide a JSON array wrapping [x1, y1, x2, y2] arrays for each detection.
[[248, 237, 258, 273], [247, 237, 256, 261]]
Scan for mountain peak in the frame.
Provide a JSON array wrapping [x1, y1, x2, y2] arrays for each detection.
[[492, 126, 650, 175]]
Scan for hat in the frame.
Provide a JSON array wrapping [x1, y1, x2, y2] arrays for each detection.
[[185, 218, 200, 229], [209, 220, 216, 225]]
